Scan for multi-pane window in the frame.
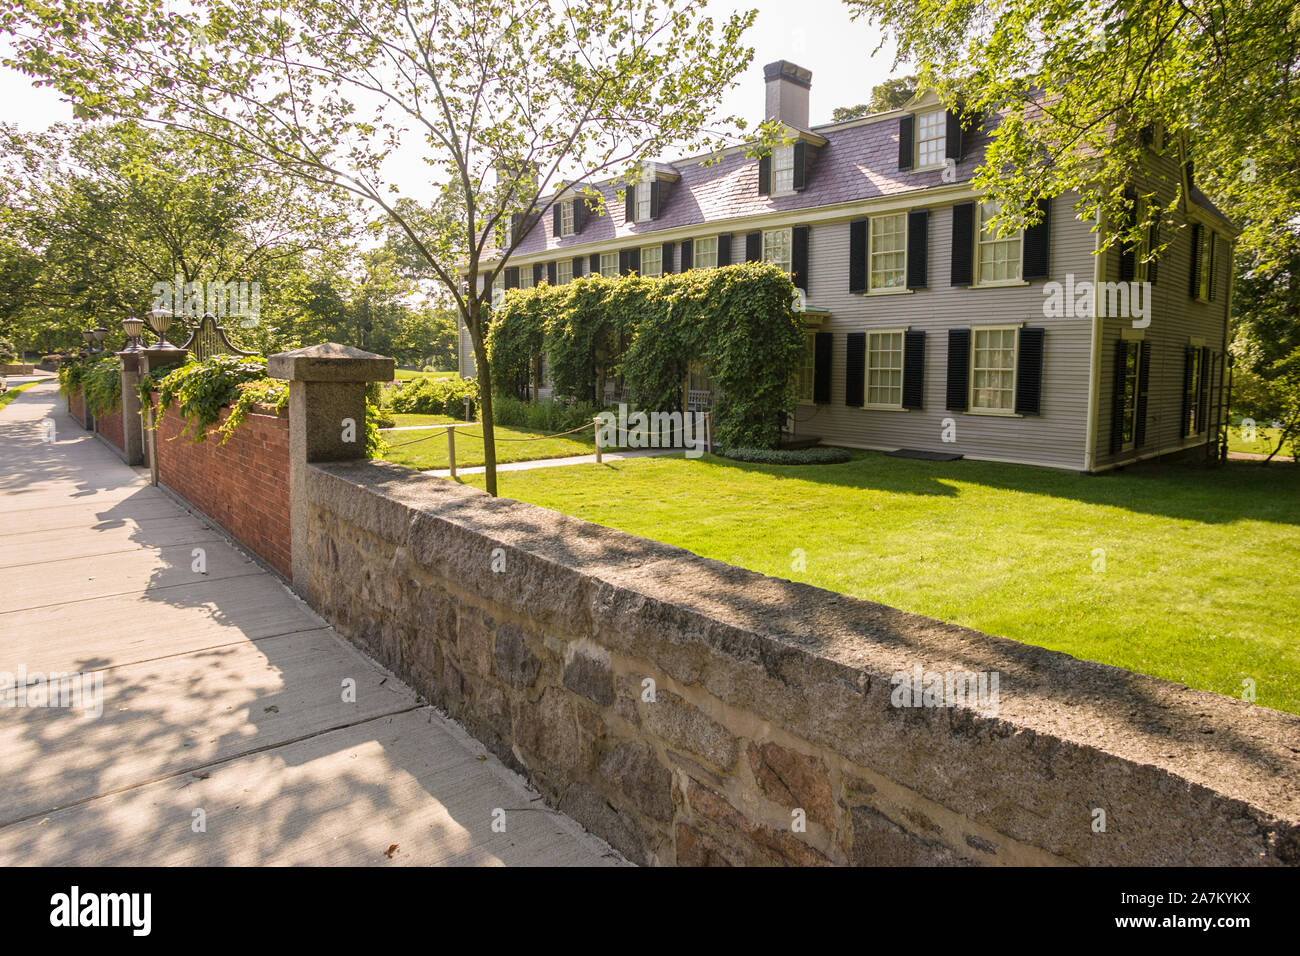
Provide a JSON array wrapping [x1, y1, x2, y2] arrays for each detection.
[[763, 228, 792, 274], [869, 213, 907, 290], [641, 245, 662, 277], [559, 201, 575, 237], [1119, 341, 1141, 449], [557, 259, 573, 285], [916, 110, 945, 168], [772, 145, 795, 193], [695, 237, 719, 269], [971, 326, 1018, 412], [797, 331, 817, 401], [977, 201, 1022, 284], [519, 268, 534, 289], [635, 181, 651, 222], [1184, 348, 1204, 435], [867, 331, 904, 407], [600, 252, 618, 277]]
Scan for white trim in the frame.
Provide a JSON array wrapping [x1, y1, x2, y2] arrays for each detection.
[[864, 327, 908, 410], [968, 323, 1020, 414]]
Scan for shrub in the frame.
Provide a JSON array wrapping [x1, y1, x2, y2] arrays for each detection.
[[81, 356, 123, 416], [715, 445, 852, 465], [57, 355, 88, 396], [389, 374, 477, 418], [0, 337, 17, 363], [491, 395, 603, 435]]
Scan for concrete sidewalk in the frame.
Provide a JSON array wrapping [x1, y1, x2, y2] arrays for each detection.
[[0, 382, 624, 866]]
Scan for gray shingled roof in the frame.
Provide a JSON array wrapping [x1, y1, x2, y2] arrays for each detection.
[[509, 115, 992, 258]]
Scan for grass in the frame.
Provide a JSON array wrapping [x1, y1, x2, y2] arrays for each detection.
[[459, 451, 1300, 714], [0, 380, 41, 412], [1227, 424, 1292, 457], [380, 414, 595, 470], [392, 368, 457, 382]]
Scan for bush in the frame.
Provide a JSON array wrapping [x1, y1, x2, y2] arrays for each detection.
[[0, 337, 17, 363], [81, 356, 122, 416], [389, 374, 477, 419], [491, 395, 603, 435], [57, 355, 87, 396], [154, 355, 272, 440], [715, 445, 852, 465]]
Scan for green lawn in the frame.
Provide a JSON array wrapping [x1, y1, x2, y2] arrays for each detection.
[[0, 380, 41, 412], [392, 368, 457, 382], [381, 414, 594, 469], [1227, 424, 1291, 457], [459, 451, 1300, 714]]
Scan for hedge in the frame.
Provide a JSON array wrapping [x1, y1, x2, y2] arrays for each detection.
[[388, 374, 478, 419], [486, 263, 805, 449], [715, 445, 853, 465]]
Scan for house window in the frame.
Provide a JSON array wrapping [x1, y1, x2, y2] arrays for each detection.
[[519, 268, 534, 290], [773, 145, 795, 193], [1119, 341, 1141, 450], [970, 325, 1018, 412], [797, 331, 817, 402], [641, 245, 662, 277], [916, 110, 945, 168], [763, 228, 792, 274], [695, 237, 718, 269], [1184, 348, 1204, 435], [1196, 230, 1215, 301], [600, 252, 618, 277], [976, 201, 1022, 284], [491, 275, 506, 307], [503, 218, 514, 248], [557, 259, 573, 285], [869, 213, 907, 290], [635, 181, 651, 222], [559, 201, 575, 237], [867, 330, 905, 407]]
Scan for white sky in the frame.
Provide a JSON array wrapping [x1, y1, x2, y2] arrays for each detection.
[[0, 0, 903, 196]]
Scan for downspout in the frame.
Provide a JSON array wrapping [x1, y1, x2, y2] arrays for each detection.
[[1083, 208, 1104, 472]]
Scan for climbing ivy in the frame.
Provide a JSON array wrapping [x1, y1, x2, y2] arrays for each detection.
[[81, 356, 123, 416], [486, 263, 805, 448], [153, 355, 271, 441]]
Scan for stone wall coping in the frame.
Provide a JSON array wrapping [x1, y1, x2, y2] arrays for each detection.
[[268, 342, 395, 382], [306, 459, 1300, 847]]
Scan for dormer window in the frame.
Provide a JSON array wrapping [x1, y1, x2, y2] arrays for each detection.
[[772, 145, 795, 193], [915, 110, 946, 168], [559, 201, 575, 237], [635, 181, 652, 222]]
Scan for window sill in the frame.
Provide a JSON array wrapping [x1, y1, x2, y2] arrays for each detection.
[[964, 408, 1023, 418], [865, 404, 908, 412], [912, 163, 946, 173], [769, 189, 800, 199], [863, 287, 913, 297], [972, 279, 1030, 289]]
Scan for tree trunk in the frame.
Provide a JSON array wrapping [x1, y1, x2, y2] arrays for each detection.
[[467, 301, 498, 496]]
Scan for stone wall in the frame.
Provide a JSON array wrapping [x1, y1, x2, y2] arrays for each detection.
[[302, 460, 1300, 867], [152, 396, 292, 578]]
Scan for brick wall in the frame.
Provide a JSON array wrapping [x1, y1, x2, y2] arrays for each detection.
[[67, 388, 88, 429], [96, 404, 125, 452], [152, 395, 292, 579]]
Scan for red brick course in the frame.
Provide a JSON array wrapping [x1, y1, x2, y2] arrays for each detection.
[[151, 394, 292, 579], [96, 405, 125, 451]]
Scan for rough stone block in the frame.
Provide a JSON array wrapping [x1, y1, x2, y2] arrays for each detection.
[[643, 690, 739, 772], [747, 740, 833, 829], [494, 622, 541, 689]]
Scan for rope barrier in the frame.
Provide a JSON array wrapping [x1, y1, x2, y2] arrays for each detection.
[[381, 412, 712, 450]]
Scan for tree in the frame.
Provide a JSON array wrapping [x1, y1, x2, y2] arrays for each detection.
[[832, 76, 917, 123], [2, 0, 761, 495], [841, 0, 1300, 269]]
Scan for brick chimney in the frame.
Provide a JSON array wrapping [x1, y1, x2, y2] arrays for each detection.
[[763, 60, 812, 128]]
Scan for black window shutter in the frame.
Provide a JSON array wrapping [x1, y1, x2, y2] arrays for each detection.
[[1189, 224, 1202, 297], [1119, 191, 1137, 283], [572, 256, 584, 278], [650, 180, 662, 220], [849, 219, 868, 293], [718, 233, 732, 265], [546, 261, 557, 285], [1021, 197, 1052, 281], [792, 226, 810, 293], [629, 247, 640, 275], [946, 328, 971, 411], [589, 253, 600, 275], [618, 250, 629, 275], [1110, 342, 1128, 455], [1014, 327, 1045, 416], [902, 330, 926, 410], [758, 154, 771, 196], [745, 231, 762, 262], [533, 263, 544, 286], [1197, 346, 1211, 430], [1147, 220, 1160, 285], [680, 238, 694, 270], [793, 141, 807, 190], [553, 203, 562, 237], [845, 332, 866, 407], [625, 186, 636, 224], [1207, 235, 1218, 301], [813, 332, 832, 404], [945, 109, 962, 162], [504, 266, 520, 289], [662, 242, 675, 274], [898, 114, 914, 170], [573, 198, 586, 234], [906, 210, 929, 290], [950, 202, 975, 286], [1135, 340, 1152, 446], [1181, 346, 1195, 434]]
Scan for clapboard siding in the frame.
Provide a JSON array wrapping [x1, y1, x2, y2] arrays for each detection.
[[788, 192, 1095, 471]]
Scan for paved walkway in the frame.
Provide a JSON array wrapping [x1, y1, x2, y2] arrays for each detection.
[[0, 382, 623, 866], [424, 447, 681, 477]]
